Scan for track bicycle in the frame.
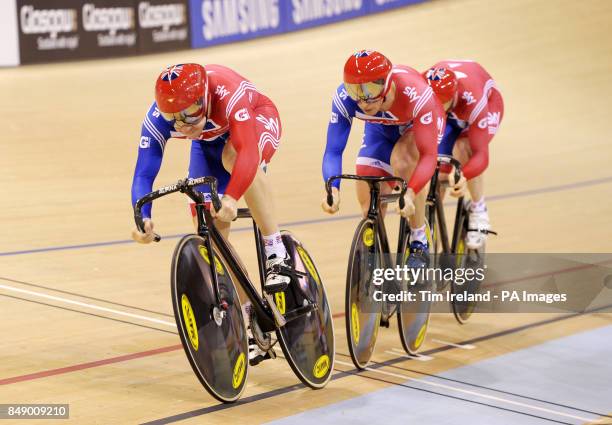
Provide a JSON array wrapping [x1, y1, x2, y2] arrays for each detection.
[[134, 177, 334, 402], [427, 155, 496, 323], [325, 175, 433, 369]]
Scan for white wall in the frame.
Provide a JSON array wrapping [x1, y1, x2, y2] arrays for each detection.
[[0, 0, 20, 66]]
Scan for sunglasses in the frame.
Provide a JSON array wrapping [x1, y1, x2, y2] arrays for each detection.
[[160, 98, 205, 124], [344, 79, 386, 103]]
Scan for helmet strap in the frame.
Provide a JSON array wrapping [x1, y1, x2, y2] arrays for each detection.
[[381, 69, 394, 98]]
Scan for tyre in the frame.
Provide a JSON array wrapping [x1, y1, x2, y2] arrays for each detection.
[[345, 219, 382, 369], [171, 234, 248, 402], [275, 231, 335, 388], [397, 217, 434, 355]]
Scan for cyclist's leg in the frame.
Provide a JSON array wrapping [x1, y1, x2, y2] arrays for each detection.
[[355, 122, 396, 217], [188, 139, 232, 239], [390, 128, 428, 229], [389, 129, 431, 260], [455, 88, 504, 247], [220, 104, 289, 292], [457, 88, 504, 204], [220, 105, 282, 239]]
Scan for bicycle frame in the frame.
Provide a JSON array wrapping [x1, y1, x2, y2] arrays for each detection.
[[426, 155, 467, 255], [135, 177, 278, 332]]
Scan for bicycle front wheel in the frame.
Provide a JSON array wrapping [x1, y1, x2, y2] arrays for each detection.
[[397, 218, 434, 355], [171, 234, 248, 402], [346, 219, 382, 369], [275, 231, 335, 388]]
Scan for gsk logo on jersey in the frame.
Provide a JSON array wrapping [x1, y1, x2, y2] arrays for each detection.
[[330, 111, 338, 123], [339, 88, 348, 101], [403, 86, 421, 103], [161, 64, 183, 81], [478, 112, 501, 134], [139, 136, 150, 148], [234, 108, 250, 122], [420, 111, 433, 125], [462, 91, 477, 105]]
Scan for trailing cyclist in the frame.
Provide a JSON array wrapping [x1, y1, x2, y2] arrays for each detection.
[[322, 50, 445, 266]]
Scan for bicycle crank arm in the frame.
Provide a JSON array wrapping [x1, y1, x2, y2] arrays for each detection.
[[467, 228, 498, 235], [272, 264, 308, 279], [263, 293, 287, 328], [282, 303, 318, 324]]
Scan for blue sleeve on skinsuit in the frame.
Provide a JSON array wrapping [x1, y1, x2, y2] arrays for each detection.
[[131, 103, 172, 219], [322, 84, 358, 189]]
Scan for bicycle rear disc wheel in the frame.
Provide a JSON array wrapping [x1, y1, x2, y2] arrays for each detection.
[[275, 231, 335, 388], [452, 230, 486, 324], [346, 219, 382, 369], [397, 219, 434, 355], [171, 234, 248, 402]]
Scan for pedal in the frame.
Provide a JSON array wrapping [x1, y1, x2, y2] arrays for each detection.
[[264, 292, 287, 327], [249, 347, 276, 366], [263, 280, 289, 294]]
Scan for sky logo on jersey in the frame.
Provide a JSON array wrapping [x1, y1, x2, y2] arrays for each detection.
[[161, 64, 183, 81]]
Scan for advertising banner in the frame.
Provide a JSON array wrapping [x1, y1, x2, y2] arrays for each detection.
[[137, 0, 190, 53], [17, 0, 83, 63], [78, 0, 139, 59], [17, 0, 139, 63], [284, 0, 366, 32], [189, 0, 283, 49], [365, 0, 425, 12]]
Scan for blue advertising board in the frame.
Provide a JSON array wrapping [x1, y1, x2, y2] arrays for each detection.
[[190, 0, 427, 49], [189, 0, 284, 48], [284, 0, 366, 32], [366, 0, 425, 12]]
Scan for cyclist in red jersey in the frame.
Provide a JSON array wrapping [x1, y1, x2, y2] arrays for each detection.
[[322, 51, 445, 263], [131, 63, 290, 294], [423, 60, 504, 248]]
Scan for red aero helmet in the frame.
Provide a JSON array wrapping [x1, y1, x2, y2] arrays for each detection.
[[155, 63, 208, 114], [424, 67, 458, 104], [343, 50, 393, 101]]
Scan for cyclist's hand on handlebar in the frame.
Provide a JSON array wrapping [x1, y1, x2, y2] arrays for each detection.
[[322, 187, 340, 214], [211, 195, 238, 222], [448, 167, 467, 198], [399, 189, 416, 218], [132, 219, 156, 244]]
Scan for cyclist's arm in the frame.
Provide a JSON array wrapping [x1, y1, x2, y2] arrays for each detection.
[[323, 88, 355, 189], [131, 104, 171, 219], [408, 106, 445, 193], [224, 106, 260, 200], [463, 105, 494, 180]]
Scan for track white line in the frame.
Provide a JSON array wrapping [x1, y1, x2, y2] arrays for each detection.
[[334, 359, 595, 422], [386, 350, 434, 361], [431, 339, 476, 349], [0, 283, 176, 327]]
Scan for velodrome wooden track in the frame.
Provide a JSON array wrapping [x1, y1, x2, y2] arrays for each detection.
[[1, 0, 612, 423]]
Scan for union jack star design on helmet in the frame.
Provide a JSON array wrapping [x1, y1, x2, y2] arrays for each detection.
[[161, 64, 184, 81], [354, 50, 374, 58], [426, 67, 447, 81]]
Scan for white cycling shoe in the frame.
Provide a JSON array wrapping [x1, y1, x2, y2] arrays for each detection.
[[264, 254, 291, 294], [466, 210, 490, 250]]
